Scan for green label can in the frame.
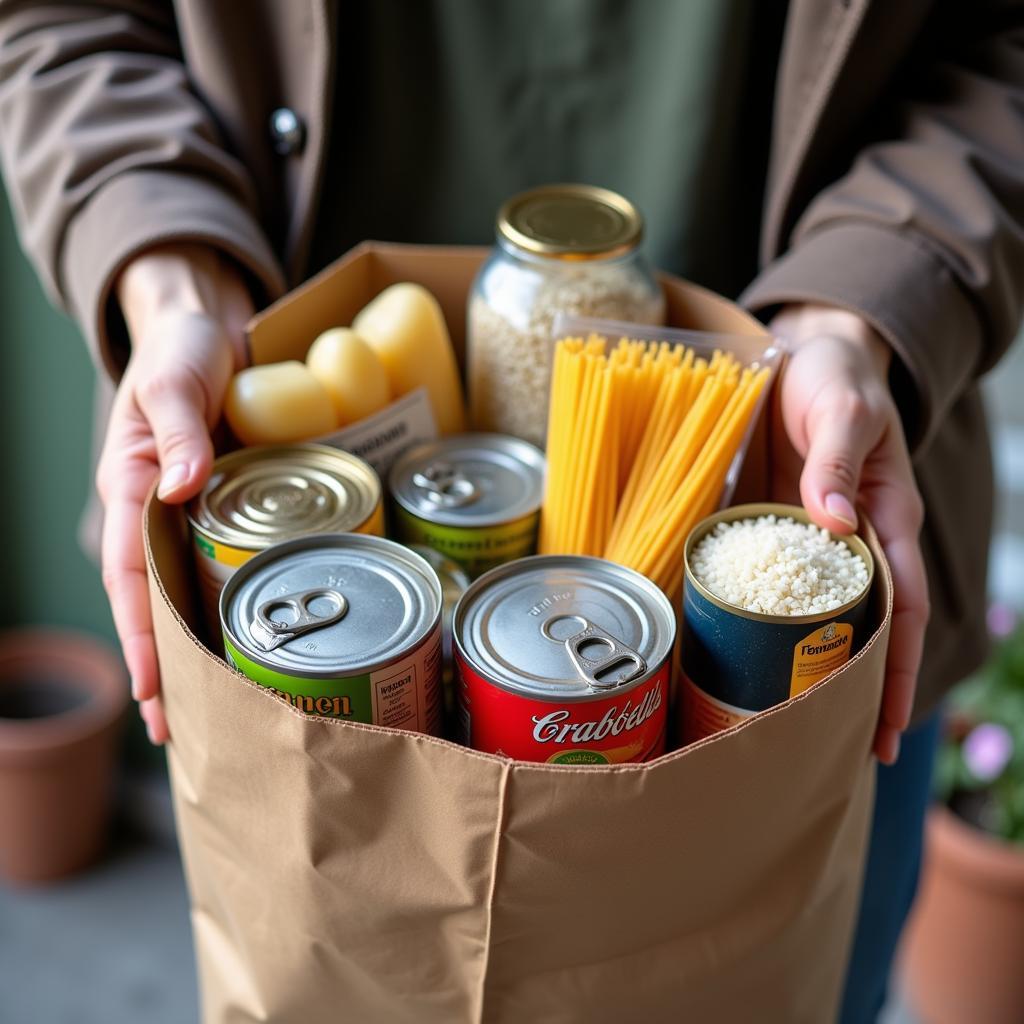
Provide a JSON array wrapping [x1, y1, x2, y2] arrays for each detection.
[[220, 534, 442, 734], [388, 434, 545, 578]]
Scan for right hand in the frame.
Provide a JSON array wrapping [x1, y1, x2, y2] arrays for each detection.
[[97, 244, 254, 744], [769, 304, 930, 765]]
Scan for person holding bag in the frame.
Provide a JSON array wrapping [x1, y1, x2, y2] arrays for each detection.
[[1, 2, 1022, 1020]]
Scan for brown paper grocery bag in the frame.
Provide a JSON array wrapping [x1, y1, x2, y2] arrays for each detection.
[[146, 245, 890, 1023], [147, 497, 888, 1023]]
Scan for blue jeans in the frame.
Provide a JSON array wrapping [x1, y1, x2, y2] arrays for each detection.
[[839, 712, 942, 1023]]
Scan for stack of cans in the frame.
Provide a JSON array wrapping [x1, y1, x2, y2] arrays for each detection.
[[193, 440, 871, 762]]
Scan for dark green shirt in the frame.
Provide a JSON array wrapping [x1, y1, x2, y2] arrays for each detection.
[[311, 0, 787, 300]]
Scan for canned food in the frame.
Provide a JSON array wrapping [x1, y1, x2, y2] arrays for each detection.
[[388, 434, 545, 578], [189, 444, 384, 636], [408, 545, 471, 726], [454, 555, 674, 764], [220, 534, 442, 734], [681, 503, 874, 743]]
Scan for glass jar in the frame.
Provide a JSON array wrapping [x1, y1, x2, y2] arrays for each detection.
[[468, 184, 665, 447]]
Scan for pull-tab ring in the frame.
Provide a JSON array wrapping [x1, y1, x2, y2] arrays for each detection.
[[540, 614, 589, 643], [412, 461, 479, 508], [249, 588, 348, 652], [557, 617, 647, 691]]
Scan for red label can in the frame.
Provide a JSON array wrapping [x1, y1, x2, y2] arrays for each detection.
[[453, 555, 675, 764]]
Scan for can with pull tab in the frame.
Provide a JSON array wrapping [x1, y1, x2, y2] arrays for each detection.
[[388, 433, 545, 578], [188, 444, 384, 637], [453, 555, 674, 763], [219, 534, 442, 734], [680, 503, 874, 743]]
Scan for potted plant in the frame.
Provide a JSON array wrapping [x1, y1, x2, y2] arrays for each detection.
[[901, 604, 1024, 1024], [0, 628, 128, 884]]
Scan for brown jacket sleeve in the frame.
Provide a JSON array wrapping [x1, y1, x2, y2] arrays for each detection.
[[744, 3, 1024, 454], [0, 1, 285, 378]]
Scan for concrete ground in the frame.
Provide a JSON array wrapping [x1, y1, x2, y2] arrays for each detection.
[[0, 776, 198, 1024]]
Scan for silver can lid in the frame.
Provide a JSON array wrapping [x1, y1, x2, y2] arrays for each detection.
[[454, 555, 675, 700], [389, 434, 545, 527], [221, 534, 441, 677], [189, 444, 380, 551]]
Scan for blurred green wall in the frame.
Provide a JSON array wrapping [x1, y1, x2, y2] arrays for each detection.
[[0, 185, 115, 643]]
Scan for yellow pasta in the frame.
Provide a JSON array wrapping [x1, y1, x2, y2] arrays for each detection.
[[636, 367, 770, 598], [607, 350, 691, 550], [540, 331, 771, 596], [611, 373, 734, 570]]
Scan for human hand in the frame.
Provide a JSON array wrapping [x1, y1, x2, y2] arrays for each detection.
[[769, 304, 930, 765], [97, 244, 254, 744]]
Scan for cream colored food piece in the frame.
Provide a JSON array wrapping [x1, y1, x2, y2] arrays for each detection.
[[353, 283, 466, 435], [306, 328, 392, 425], [224, 361, 337, 445]]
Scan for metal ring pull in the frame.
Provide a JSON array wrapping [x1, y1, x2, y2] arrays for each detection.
[[548, 616, 647, 690], [249, 588, 348, 652], [412, 461, 479, 508]]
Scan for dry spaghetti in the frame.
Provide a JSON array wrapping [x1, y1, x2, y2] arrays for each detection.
[[539, 333, 770, 597]]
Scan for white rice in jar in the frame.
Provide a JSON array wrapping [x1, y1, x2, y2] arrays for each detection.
[[468, 185, 666, 448], [468, 266, 664, 447]]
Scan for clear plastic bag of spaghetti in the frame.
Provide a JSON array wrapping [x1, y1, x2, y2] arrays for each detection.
[[539, 315, 782, 601]]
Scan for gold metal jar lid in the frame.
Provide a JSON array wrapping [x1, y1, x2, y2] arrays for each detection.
[[497, 184, 644, 260]]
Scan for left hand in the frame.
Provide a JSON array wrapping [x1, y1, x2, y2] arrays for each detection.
[[769, 303, 930, 765], [97, 243, 254, 745]]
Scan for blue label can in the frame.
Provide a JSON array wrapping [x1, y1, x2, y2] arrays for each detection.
[[680, 503, 874, 743]]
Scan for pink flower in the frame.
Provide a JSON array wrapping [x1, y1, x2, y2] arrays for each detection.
[[963, 723, 1014, 782], [987, 602, 1018, 639]]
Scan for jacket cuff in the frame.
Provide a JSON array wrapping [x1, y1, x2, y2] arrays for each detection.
[[62, 169, 287, 379], [741, 221, 983, 455]]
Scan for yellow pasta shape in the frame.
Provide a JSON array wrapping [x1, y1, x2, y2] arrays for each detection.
[[540, 329, 771, 595]]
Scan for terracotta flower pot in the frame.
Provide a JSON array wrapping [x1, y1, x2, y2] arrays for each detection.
[[901, 803, 1024, 1024], [0, 628, 128, 884]]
